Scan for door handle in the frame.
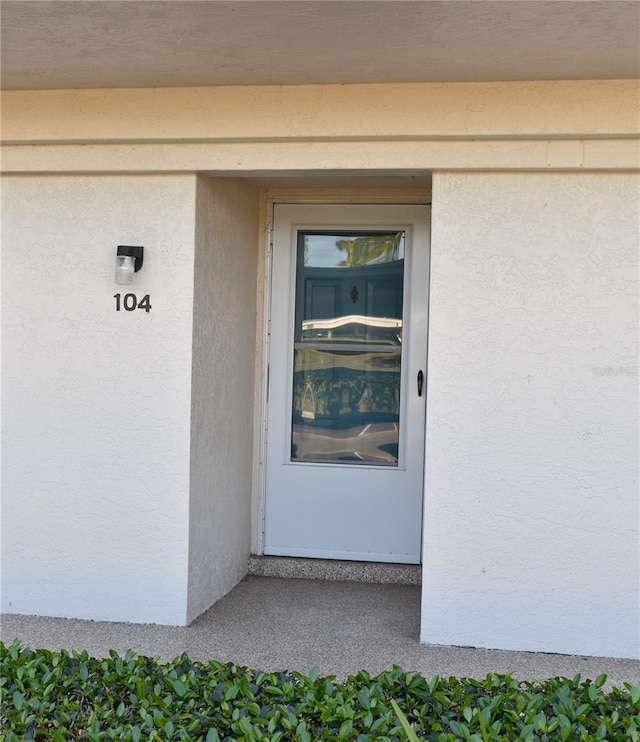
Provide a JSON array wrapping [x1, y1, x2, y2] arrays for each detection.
[[417, 370, 424, 397]]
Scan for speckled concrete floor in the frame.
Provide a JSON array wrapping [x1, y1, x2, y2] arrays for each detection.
[[2, 576, 638, 688]]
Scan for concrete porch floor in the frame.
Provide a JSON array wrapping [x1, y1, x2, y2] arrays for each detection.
[[2, 576, 639, 688]]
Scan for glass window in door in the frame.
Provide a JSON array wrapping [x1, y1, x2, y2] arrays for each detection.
[[291, 231, 405, 465]]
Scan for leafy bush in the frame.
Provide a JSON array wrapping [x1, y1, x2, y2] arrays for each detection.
[[1, 640, 638, 741]]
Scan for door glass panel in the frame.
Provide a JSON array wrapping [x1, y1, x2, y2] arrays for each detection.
[[291, 231, 405, 465]]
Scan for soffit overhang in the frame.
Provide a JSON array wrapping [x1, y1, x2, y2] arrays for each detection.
[[2, 0, 639, 91]]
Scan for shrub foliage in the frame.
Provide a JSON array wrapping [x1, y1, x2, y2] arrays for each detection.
[[1, 640, 639, 741]]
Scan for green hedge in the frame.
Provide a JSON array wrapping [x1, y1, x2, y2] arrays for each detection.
[[1, 640, 638, 741]]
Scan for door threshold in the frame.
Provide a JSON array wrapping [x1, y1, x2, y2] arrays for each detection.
[[248, 555, 421, 585]]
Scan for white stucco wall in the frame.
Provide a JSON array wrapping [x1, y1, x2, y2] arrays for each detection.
[[423, 173, 640, 658], [2, 174, 197, 624], [187, 177, 259, 622], [1, 80, 638, 650]]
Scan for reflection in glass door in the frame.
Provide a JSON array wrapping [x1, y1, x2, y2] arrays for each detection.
[[292, 231, 405, 465]]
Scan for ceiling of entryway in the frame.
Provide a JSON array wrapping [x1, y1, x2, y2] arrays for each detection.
[[2, 0, 639, 90]]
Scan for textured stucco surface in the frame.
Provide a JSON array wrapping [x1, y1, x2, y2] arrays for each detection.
[[187, 177, 259, 623], [4, 81, 639, 143], [3, 82, 638, 177], [2, 174, 197, 624], [3, 139, 639, 177], [3, 2, 638, 90], [422, 173, 640, 658], [2, 80, 640, 179]]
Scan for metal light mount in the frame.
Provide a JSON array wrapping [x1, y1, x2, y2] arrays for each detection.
[[115, 245, 144, 284]]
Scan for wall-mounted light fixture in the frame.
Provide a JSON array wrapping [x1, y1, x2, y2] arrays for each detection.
[[115, 245, 144, 284]]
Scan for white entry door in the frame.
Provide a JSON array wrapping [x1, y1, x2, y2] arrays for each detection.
[[263, 204, 430, 563]]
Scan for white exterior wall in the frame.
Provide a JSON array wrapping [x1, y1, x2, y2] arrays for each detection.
[[187, 177, 259, 622], [1, 81, 639, 653], [423, 173, 640, 658], [2, 175, 197, 624]]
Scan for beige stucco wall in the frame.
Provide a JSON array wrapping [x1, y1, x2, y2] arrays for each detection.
[[3, 81, 638, 142], [187, 176, 260, 622], [423, 172, 639, 658], [2, 81, 638, 174]]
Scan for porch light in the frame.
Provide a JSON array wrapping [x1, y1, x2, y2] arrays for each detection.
[[115, 245, 144, 284]]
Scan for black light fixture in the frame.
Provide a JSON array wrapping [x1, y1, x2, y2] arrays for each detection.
[[115, 245, 144, 284]]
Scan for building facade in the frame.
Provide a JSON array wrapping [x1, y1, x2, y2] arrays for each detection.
[[2, 3, 639, 660]]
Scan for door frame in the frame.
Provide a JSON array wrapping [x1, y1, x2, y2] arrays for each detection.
[[253, 190, 432, 557]]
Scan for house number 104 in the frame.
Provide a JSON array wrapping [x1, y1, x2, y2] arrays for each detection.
[[114, 293, 152, 313]]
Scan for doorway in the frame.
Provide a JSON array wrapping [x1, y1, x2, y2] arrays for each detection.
[[263, 203, 430, 563]]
